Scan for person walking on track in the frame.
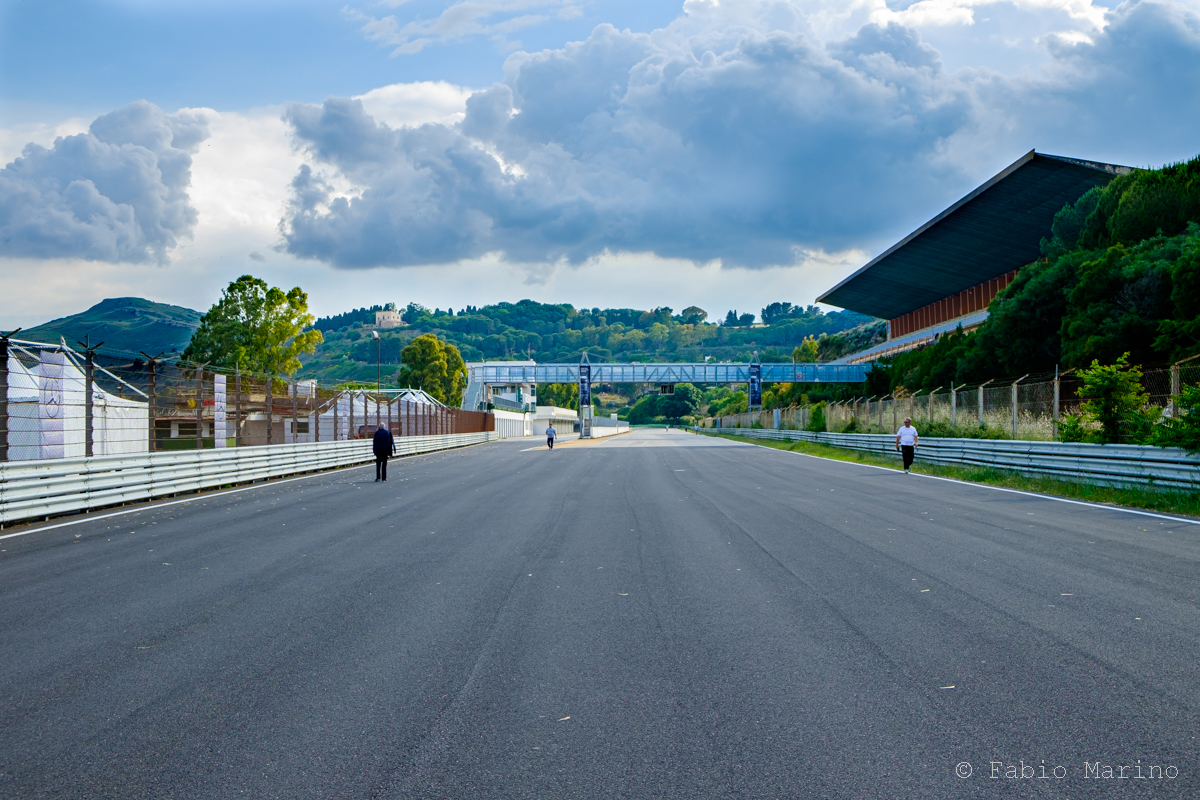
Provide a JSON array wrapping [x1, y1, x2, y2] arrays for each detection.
[[896, 417, 919, 473], [373, 423, 396, 481], [546, 423, 556, 450]]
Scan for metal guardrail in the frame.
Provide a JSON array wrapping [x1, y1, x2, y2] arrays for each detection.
[[707, 429, 1200, 489], [468, 362, 871, 384], [0, 432, 495, 526]]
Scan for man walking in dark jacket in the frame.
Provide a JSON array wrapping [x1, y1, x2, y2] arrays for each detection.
[[373, 424, 396, 482]]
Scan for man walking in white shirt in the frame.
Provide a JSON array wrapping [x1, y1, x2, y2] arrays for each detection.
[[896, 417, 919, 473]]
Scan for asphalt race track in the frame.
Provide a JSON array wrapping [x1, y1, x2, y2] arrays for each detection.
[[1, 428, 1197, 799]]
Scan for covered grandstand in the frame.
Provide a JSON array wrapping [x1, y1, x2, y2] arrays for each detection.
[[818, 150, 1131, 363]]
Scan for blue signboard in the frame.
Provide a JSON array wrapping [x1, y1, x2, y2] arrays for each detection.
[[579, 364, 591, 407], [748, 363, 762, 408]]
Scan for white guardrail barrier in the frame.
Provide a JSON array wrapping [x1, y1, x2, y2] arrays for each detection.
[[706, 429, 1200, 489], [0, 433, 495, 526]]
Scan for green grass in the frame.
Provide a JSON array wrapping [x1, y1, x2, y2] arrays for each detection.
[[704, 432, 1200, 519]]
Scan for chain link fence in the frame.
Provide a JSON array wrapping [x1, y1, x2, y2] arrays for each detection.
[[705, 363, 1200, 441], [0, 337, 494, 462]]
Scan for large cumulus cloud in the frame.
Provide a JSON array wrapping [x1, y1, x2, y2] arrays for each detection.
[[282, 0, 1200, 269], [0, 101, 209, 263]]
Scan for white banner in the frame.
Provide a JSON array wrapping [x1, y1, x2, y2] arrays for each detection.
[[39, 350, 64, 459], [213, 374, 227, 448]]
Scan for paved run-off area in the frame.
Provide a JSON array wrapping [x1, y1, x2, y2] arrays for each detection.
[[1, 429, 1197, 799]]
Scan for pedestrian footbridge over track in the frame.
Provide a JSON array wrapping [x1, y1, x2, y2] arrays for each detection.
[[468, 362, 871, 385]]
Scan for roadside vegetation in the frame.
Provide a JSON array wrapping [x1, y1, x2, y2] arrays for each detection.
[[862, 155, 1200, 395], [709, 432, 1200, 518]]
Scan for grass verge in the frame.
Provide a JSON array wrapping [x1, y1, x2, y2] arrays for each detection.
[[706, 432, 1200, 519]]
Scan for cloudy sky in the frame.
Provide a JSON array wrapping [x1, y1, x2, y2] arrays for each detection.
[[2, 0, 1199, 328]]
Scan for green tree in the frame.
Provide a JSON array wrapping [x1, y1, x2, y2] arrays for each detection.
[[792, 336, 819, 363], [397, 333, 467, 404], [1075, 353, 1151, 444], [182, 275, 323, 375], [658, 383, 700, 420], [538, 383, 579, 410], [648, 322, 669, 348], [679, 306, 707, 325], [806, 402, 827, 432]]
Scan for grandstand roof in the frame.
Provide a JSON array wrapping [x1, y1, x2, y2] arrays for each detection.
[[817, 150, 1130, 321]]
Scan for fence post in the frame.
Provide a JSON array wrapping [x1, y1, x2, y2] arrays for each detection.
[[950, 383, 956, 427], [146, 359, 157, 452], [234, 367, 242, 447], [928, 386, 942, 425], [1052, 377, 1061, 439], [908, 393, 915, 422], [1011, 374, 1029, 439], [195, 367, 204, 450], [363, 393, 368, 437], [387, 397, 392, 433], [349, 391, 355, 440], [890, 396, 896, 431], [1170, 362, 1181, 419], [976, 379, 993, 427], [291, 381, 298, 444], [266, 375, 274, 445], [0, 334, 9, 462]]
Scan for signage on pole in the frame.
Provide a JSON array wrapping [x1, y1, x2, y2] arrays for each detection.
[[578, 363, 591, 407], [749, 363, 762, 408]]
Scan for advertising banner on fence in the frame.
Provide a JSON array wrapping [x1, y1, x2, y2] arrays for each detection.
[[213, 374, 226, 448], [38, 350, 64, 460]]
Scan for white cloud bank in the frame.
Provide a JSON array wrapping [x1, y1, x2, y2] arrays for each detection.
[[278, 0, 1200, 273], [0, 101, 209, 263], [3, 0, 1200, 327]]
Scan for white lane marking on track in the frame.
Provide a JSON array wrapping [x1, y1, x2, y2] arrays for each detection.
[[771, 447, 1200, 526]]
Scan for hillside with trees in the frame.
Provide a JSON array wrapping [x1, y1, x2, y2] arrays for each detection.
[[864, 154, 1200, 397], [296, 300, 875, 385]]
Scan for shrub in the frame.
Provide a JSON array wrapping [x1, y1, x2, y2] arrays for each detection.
[[1152, 384, 1200, 452], [918, 421, 1007, 440], [1057, 413, 1094, 443], [806, 403, 827, 432], [1075, 353, 1152, 444]]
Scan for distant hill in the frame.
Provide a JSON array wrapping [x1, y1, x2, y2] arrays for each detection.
[[19, 297, 201, 358], [297, 299, 878, 384]]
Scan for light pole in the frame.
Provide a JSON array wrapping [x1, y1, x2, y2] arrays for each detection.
[[373, 330, 381, 428]]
